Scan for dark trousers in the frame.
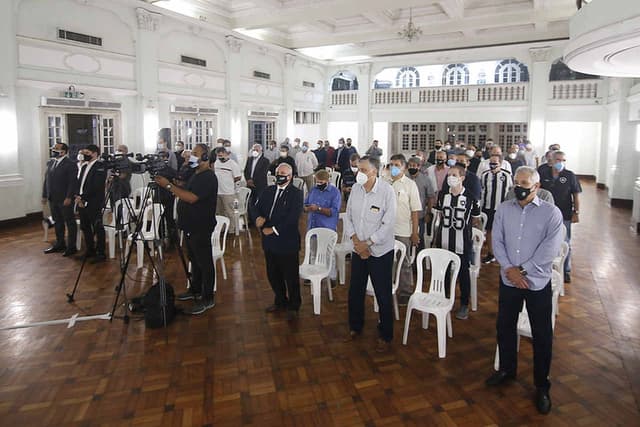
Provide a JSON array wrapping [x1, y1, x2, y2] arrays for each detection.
[[185, 232, 215, 302], [50, 200, 77, 249], [445, 252, 471, 306], [497, 279, 553, 390], [161, 198, 178, 244], [264, 250, 301, 311], [79, 207, 105, 255], [349, 250, 394, 342]]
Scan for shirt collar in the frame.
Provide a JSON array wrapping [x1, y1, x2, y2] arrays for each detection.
[[369, 177, 380, 193], [55, 154, 67, 163]]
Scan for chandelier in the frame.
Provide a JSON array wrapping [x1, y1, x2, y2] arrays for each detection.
[[398, 8, 422, 42]]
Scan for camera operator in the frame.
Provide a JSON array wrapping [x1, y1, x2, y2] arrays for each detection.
[[154, 156, 179, 248], [75, 144, 107, 262], [154, 143, 218, 315], [108, 144, 133, 200], [157, 136, 178, 172]]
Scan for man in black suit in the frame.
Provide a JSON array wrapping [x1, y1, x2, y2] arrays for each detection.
[[268, 145, 297, 176], [255, 163, 303, 321], [76, 144, 107, 262], [42, 143, 78, 256], [244, 144, 271, 222]]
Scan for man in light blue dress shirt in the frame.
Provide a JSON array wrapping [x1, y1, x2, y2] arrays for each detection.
[[343, 156, 397, 353], [485, 166, 563, 415]]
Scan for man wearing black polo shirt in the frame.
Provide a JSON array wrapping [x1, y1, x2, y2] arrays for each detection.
[[540, 151, 581, 283], [155, 143, 218, 315]]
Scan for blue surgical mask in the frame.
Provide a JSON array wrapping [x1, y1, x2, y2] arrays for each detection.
[[188, 154, 200, 168], [390, 166, 402, 177], [446, 159, 456, 167], [554, 162, 565, 171]]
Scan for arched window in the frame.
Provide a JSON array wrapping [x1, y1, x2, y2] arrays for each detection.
[[442, 64, 470, 86], [395, 66, 420, 88], [330, 71, 359, 91], [494, 59, 529, 83], [549, 59, 599, 81]]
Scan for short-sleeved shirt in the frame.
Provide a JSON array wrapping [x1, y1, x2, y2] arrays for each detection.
[[540, 169, 581, 220], [391, 175, 423, 237], [435, 188, 481, 255], [214, 159, 241, 195], [177, 169, 218, 234], [480, 169, 513, 211], [409, 171, 436, 219], [304, 184, 342, 231]]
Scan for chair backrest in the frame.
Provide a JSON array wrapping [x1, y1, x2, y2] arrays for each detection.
[[211, 215, 230, 256], [237, 187, 252, 214], [477, 212, 488, 234], [292, 177, 304, 190], [338, 212, 349, 243], [470, 228, 485, 268], [415, 248, 461, 303], [267, 174, 276, 186], [551, 270, 561, 328], [325, 167, 333, 173], [392, 240, 407, 293], [107, 198, 131, 227], [330, 171, 341, 188], [131, 187, 147, 209], [561, 223, 567, 241], [303, 228, 338, 270], [140, 203, 164, 238]]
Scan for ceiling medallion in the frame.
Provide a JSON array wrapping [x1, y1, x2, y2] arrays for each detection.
[[398, 8, 422, 42]]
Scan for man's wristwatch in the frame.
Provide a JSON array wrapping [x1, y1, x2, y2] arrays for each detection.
[[366, 239, 373, 247], [317, 205, 321, 212], [518, 265, 528, 276], [166, 184, 173, 191], [573, 210, 579, 214]]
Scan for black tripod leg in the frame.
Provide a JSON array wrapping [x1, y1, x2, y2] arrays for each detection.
[[67, 254, 89, 303]]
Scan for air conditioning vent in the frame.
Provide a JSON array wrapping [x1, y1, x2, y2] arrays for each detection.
[[42, 97, 86, 107], [302, 81, 315, 88], [57, 29, 102, 46], [199, 107, 219, 114], [174, 106, 198, 113], [40, 97, 122, 110], [248, 110, 279, 117], [171, 105, 219, 115], [253, 71, 271, 80], [181, 55, 207, 67], [87, 101, 122, 109]]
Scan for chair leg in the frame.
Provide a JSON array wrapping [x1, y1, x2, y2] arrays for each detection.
[[516, 334, 521, 352], [221, 257, 227, 280], [337, 255, 345, 285], [437, 314, 447, 358], [392, 294, 399, 321], [446, 312, 453, 338], [470, 272, 478, 311], [312, 279, 321, 315], [108, 231, 116, 259], [186, 262, 192, 289], [494, 344, 500, 371], [402, 307, 413, 345], [422, 312, 429, 329], [373, 296, 379, 313], [136, 240, 143, 269], [326, 277, 333, 302]]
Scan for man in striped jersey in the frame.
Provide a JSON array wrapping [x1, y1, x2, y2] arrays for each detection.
[[480, 154, 513, 263], [435, 165, 481, 320]]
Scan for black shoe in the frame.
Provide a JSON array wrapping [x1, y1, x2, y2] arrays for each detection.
[[90, 253, 106, 263], [62, 248, 78, 257], [177, 290, 199, 301], [265, 304, 286, 313], [186, 299, 215, 315], [482, 254, 496, 264], [44, 245, 66, 254], [485, 370, 516, 386], [535, 388, 552, 414], [564, 273, 571, 283], [286, 310, 298, 321]]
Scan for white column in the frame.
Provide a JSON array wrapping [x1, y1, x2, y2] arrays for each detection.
[[527, 47, 553, 155], [0, 0, 25, 220], [283, 54, 296, 140], [356, 62, 372, 153], [135, 8, 162, 153], [225, 36, 243, 149]]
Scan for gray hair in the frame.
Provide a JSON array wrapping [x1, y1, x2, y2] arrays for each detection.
[[276, 162, 293, 176], [514, 166, 540, 185]]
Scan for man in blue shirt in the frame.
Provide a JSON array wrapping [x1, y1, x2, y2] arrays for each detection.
[[486, 166, 563, 415]]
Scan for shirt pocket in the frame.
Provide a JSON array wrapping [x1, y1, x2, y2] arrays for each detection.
[[364, 208, 382, 223]]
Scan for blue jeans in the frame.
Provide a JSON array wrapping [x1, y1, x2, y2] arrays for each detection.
[[563, 220, 572, 273]]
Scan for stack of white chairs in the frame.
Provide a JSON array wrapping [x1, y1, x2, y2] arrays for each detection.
[[402, 248, 461, 358], [329, 170, 341, 188], [125, 202, 164, 269], [366, 240, 406, 320], [185, 215, 230, 293], [299, 228, 338, 315], [104, 198, 132, 259], [334, 213, 352, 285], [235, 187, 252, 236]]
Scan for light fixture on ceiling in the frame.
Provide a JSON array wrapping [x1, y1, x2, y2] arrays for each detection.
[[398, 8, 422, 42]]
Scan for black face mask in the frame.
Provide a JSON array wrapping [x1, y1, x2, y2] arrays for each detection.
[[489, 162, 500, 170], [316, 183, 327, 191], [514, 185, 533, 201], [83, 154, 92, 162], [218, 157, 228, 162], [436, 159, 445, 165], [346, 143, 351, 147], [408, 167, 418, 175], [275, 175, 288, 185], [51, 150, 62, 158], [435, 146, 442, 150]]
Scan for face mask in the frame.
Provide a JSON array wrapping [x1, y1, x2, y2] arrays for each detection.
[[176, 147, 184, 153], [554, 162, 565, 171], [508, 153, 517, 160], [218, 157, 228, 162], [157, 144, 165, 150], [346, 142, 351, 147], [465, 150, 475, 158], [446, 159, 456, 167], [435, 146, 442, 151], [355, 172, 368, 185], [408, 167, 418, 175], [275, 174, 288, 185], [279, 151, 287, 158], [83, 154, 92, 162], [390, 166, 402, 177], [316, 183, 327, 191], [293, 141, 299, 147], [444, 145, 451, 151], [188, 154, 200, 168], [447, 176, 461, 188], [51, 150, 61, 158], [489, 162, 500, 170], [302, 146, 308, 152], [115, 151, 123, 155], [77, 153, 84, 162], [436, 159, 445, 165], [514, 185, 532, 201], [224, 146, 231, 152], [217, 143, 223, 147], [525, 144, 533, 150], [339, 142, 344, 147], [251, 150, 260, 158], [351, 166, 358, 173]]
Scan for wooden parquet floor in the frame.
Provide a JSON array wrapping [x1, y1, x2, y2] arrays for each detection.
[[0, 181, 639, 426]]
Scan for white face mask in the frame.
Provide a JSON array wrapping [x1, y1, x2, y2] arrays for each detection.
[[447, 175, 461, 188], [188, 154, 200, 168], [465, 150, 475, 158], [251, 150, 259, 158], [350, 166, 358, 173], [115, 151, 123, 155], [508, 153, 517, 159], [355, 172, 368, 185], [279, 151, 287, 158]]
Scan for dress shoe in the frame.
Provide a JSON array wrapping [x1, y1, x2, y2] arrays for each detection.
[[177, 290, 199, 301], [564, 272, 571, 283], [44, 245, 66, 254], [535, 388, 552, 414], [286, 310, 298, 321], [455, 305, 469, 320], [265, 304, 286, 313], [375, 338, 391, 353], [62, 248, 78, 257], [343, 330, 360, 342], [186, 299, 215, 315], [485, 370, 516, 386]]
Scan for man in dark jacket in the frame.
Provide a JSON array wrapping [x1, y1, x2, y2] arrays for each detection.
[[255, 163, 303, 321], [42, 143, 78, 256], [244, 143, 271, 222], [75, 144, 107, 261], [269, 145, 297, 176]]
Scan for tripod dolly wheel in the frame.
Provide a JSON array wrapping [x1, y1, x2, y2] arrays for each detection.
[[66, 293, 74, 303]]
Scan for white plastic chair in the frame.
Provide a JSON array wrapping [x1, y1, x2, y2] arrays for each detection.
[[423, 208, 438, 250], [299, 228, 338, 315], [366, 240, 407, 320], [131, 187, 151, 216], [402, 248, 461, 358], [125, 203, 164, 269], [334, 213, 352, 285], [292, 177, 304, 191], [469, 228, 486, 312], [211, 215, 230, 282], [236, 187, 252, 234], [267, 173, 276, 186], [330, 171, 341, 188], [104, 198, 132, 259], [494, 271, 562, 370], [552, 241, 569, 296]]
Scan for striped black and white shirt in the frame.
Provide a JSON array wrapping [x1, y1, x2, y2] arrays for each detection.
[[480, 169, 513, 211], [435, 188, 481, 255]]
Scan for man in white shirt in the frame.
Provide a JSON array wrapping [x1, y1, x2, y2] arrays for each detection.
[[477, 146, 512, 177], [289, 137, 302, 159], [264, 140, 278, 163], [214, 147, 241, 233], [295, 141, 318, 194]]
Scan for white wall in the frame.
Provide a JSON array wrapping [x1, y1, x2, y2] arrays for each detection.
[[327, 121, 358, 148], [545, 122, 602, 175], [292, 125, 322, 143]]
